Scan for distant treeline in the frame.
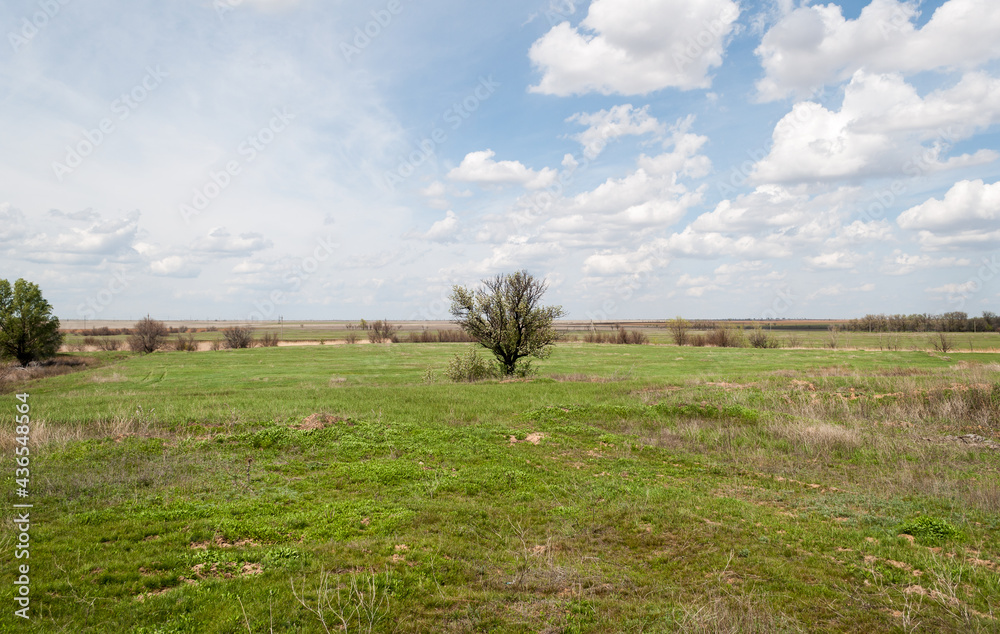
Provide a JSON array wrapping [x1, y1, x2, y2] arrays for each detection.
[[842, 312, 1000, 333], [405, 329, 476, 343], [70, 326, 217, 336]]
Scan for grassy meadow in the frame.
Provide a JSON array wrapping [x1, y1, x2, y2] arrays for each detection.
[[2, 341, 1000, 632]]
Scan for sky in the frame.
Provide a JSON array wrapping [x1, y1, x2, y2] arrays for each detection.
[[1, 0, 999, 322]]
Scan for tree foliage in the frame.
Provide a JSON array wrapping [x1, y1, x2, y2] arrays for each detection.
[[668, 316, 690, 346], [222, 325, 255, 349], [0, 278, 64, 365], [449, 270, 565, 376], [128, 316, 169, 354]]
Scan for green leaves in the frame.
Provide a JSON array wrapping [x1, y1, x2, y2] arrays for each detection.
[[0, 278, 63, 365], [449, 270, 565, 376]]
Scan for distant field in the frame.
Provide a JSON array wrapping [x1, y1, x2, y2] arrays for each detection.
[[58, 319, 1000, 351], [2, 342, 998, 632]]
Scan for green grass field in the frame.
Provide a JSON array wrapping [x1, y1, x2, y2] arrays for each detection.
[[2, 343, 999, 632]]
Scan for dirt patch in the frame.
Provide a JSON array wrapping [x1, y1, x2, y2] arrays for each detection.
[[191, 561, 263, 580], [295, 413, 348, 430], [190, 536, 258, 550], [510, 433, 546, 445], [703, 381, 755, 390]]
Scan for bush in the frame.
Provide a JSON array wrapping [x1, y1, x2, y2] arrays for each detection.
[[896, 516, 961, 546], [172, 334, 198, 352], [446, 347, 498, 382], [929, 331, 954, 353], [706, 325, 745, 348], [690, 334, 707, 347], [368, 320, 398, 344], [583, 329, 647, 344], [616, 327, 648, 344], [584, 330, 612, 343], [748, 325, 780, 349], [668, 317, 690, 346], [128, 317, 168, 354], [406, 329, 475, 343], [222, 325, 255, 349], [259, 332, 280, 347], [344, 331, 358, 344]]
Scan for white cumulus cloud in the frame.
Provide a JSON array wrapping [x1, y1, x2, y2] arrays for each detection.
[[756, 0, 1000, 101], [529, 0, 740, 96], [447, 150, 557, 189]]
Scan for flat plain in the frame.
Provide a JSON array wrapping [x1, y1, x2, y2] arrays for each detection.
[[2, 338, 999, 632]]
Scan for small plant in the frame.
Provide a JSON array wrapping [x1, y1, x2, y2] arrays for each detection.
[[748, 324, 780, 349], [345, 331, 358, 344], [291, 568, 393, 634], [706, 324, 745, 347], [368, 320, 398, 344], [172, 334, 198, 352], [896, 516, 961, 546], [222, 325, 255, 349], [446, 347, 497, 382], [258, 332, 280, 347], [827, 325, 840, 349], [930, 331, 954, 353]]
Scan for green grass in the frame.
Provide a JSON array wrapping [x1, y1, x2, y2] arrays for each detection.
[[2, 343, 999, 632]]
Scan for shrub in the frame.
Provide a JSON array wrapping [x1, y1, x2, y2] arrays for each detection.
[[344, 331, 358, 344], [368, 320, 398, 344], [259, 332, 280, 347], [446, 347, 498, 382], [222, 325, 255, 349], [748, 324, 780, 349], [827, 325, 840, 349], [896, 516, 961, 546], [615, 327, 648, 344], [97, 337, 122, 351], [210, 338, 222, 351], [128, 316, 168, 354], [690, 334, 707, 347], [706, 324, 745, 348], [172, 334, 198, 352], [406, 329, 475, 343], [584, 330, 612, 344], [668, 317, 690, 346], [930, 331, 954, 353]]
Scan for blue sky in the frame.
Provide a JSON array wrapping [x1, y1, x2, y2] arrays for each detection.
[[1, 0, 999, 321]]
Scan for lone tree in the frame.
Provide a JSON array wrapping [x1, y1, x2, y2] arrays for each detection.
[[128, 316, 169, 353], [0, 278, 64, 365], [449, 270, 566, 376]]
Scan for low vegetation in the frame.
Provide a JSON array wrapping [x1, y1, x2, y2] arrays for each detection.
[[2, 343, 998, 632]]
